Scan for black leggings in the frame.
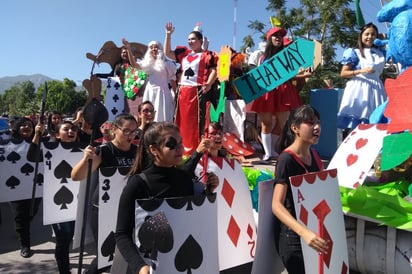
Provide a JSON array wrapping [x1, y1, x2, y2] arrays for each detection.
[[277, 230, 305, 274], [10, 198, 42, 247]]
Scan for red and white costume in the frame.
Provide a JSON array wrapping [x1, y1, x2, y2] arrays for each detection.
[[174, 46, 218, 156]]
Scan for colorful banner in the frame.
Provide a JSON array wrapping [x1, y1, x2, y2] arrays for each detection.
[[234, 38, 314, 103]]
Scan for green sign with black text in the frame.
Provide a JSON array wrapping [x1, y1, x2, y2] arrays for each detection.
[[234, 38, 315, 103]]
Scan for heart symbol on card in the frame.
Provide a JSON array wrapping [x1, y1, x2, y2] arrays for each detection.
[[355, 138, 368, 150], [346, 154, 358, 166], [358, 124, 374, 130], [186, 54, 199, 63]]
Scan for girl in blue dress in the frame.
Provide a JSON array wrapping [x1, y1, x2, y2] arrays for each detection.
[[337, 23, 387, 136]]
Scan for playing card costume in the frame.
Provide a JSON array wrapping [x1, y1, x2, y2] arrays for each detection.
[[274, 149, 323, 273], [115, 165, 195, 273], [6, 117, 42, 259]]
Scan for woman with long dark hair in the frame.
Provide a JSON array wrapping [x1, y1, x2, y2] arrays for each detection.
[[272, 105, 328, 273], [9, 117, 42, 258], [115, 122, 218, 274], [337, 22, 387, 138]]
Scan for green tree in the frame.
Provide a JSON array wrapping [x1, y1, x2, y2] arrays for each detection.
[[36, 78, 87, 115], [0, 79, 87, 117], [1, 81, 37, 116]]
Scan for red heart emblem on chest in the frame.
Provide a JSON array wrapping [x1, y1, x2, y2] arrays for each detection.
[[186, 54, 199, 63]]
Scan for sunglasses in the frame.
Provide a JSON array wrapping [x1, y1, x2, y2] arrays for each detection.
[[165, 136, 182, 150]]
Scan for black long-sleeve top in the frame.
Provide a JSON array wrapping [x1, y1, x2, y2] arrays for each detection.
[[115, 164, 194, 273]]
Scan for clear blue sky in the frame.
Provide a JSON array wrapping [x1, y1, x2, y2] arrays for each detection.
[[1, 0, 386, 84]]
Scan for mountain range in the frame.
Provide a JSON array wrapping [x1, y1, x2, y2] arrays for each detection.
[[0, 74, 54, 94]]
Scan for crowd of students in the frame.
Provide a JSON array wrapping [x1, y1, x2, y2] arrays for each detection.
[[1, 21, 389, 274]]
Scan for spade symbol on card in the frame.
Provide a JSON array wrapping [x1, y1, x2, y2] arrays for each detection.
[[184, 68, 195, 79], [45, 151, 53, 160], [138, 211, 174, 261], [6, 176, 20, 189], [167, 194, 212, 211], [54, 160, 72, 183], [54, 185, 74, 209], [20, 163, 34, 176], [35, 173, 44, 186], [7, 151, 20, 163], [101, 231, 116, 261], [101, 192, 110, 203], [175, 235, 203, 272]]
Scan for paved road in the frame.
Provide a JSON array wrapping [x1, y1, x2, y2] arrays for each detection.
[[0, 202, 109, 274]]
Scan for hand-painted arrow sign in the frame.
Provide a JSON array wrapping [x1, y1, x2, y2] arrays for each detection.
[[233, 38, 315, 103]]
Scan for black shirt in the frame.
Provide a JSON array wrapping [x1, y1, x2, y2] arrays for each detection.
[[274, 149, 321, 233], [91, 142, 138, 207], [115, 165, 194, 273]]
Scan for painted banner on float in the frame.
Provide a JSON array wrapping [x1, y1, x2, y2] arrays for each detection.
[[234, 38, 314, 103]]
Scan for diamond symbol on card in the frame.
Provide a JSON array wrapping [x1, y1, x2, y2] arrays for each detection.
[[341, 261, 348, 274], [221, 178, 235, 207], [247, 224, 254, 239], [299, 204, 309, 225], [322, 225, 333, 267], [227, 216, 240, 247]]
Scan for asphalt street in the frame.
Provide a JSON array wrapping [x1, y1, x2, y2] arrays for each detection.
[[0, 201, 109, 274]]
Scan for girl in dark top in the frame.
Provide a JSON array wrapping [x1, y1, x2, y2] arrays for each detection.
[[31, 120, 79, 273], [71, 113, 138, 274], [115, 122, 218, 274], [134, 101, 155, 143], [9, 117, 42, 258], [45, 110, 63, 141], [271, 105, 328, 274], [71, 106, 103, 144]]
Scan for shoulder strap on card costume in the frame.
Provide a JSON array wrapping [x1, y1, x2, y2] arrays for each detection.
[[137, 173, 171, 199], [283, 148, 324, 172]]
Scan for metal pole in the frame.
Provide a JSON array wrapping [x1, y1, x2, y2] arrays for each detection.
[[233, 0, 238, 50]]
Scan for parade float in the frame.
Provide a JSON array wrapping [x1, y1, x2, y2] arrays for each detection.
[[240, 1, 412, 273], [5, 6, 408, 272], [333, 1, 412, 273], [76, 5, 412, 271]]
